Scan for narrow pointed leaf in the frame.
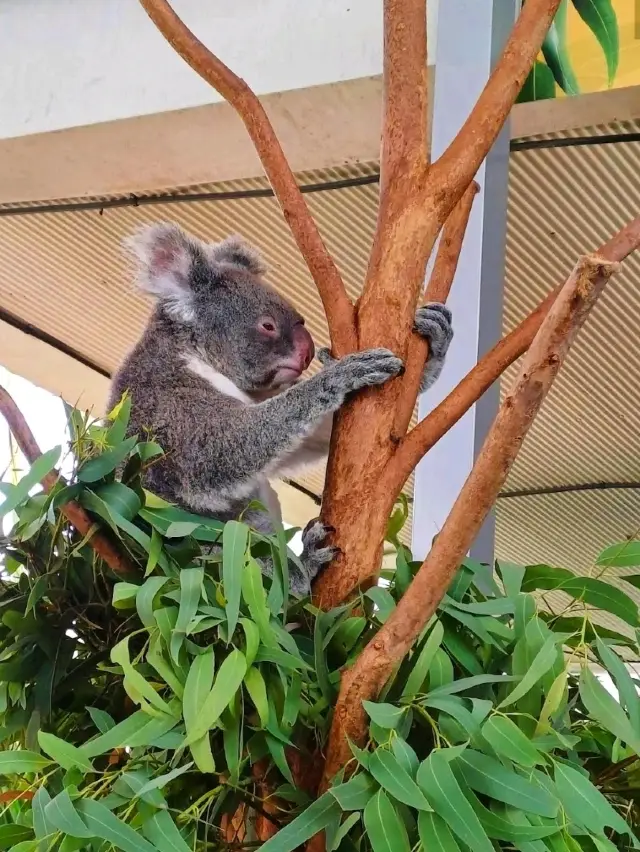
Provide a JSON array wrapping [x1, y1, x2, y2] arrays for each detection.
[[38, 731, 94, 773], [418, 811, 463, 852], [369, 748, 432, 810], [76, 799, 159, 852], [572, 0, 619, 85], [259, 792, 341, 852], [363, 789, 410, 852], [222, 520, 249, 638], [500, 636, 559, 708], [481, 716, 543, 767], [579, 666, 640, 755], [416, 752, 494, 852], [186, 649, 247, 743]]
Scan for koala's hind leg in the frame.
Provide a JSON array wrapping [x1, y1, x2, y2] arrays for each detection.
[[295, 519, 339, 591]]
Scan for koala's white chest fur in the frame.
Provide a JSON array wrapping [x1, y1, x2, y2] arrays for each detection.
[[184, 354, 252, 404], [183, 354, 280, 520]]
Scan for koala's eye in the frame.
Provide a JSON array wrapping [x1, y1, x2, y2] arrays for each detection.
[[259, 318, 278, 336]]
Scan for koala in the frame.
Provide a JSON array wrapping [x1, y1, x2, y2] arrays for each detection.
[[108, 223, 453, 596]]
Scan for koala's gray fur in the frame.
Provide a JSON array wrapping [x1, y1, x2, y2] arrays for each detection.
[[109, 223, 453, 596]]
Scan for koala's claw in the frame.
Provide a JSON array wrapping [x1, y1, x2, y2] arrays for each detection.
[[414, 303, 454, 359], [300, 520, 340, 584]]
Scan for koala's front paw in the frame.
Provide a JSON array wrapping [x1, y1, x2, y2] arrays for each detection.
[[414, 303, 454, 359], [300, 519, 339, 584], [326, 348, 403, 395]]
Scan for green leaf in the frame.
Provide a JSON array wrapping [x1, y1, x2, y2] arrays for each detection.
[[186, 649, 247, 743], [111, 635, 173, 715], [136, 577, 169, 630], [95, 482, 142, 521], [44, 789, 93, 838], [240, 618, 260, 668], [554, 761, 631, 837], [112, 582, 140, 609], [87, 707, 115, 734], [0, 750, 52, 774], [329, 772, 379, 811], [266, 733, 295, 785], [362, 702, 407, 731], [401, 620, 444, 699], [241, 557, 274, 646], [579, 665, 640, 755], [76, 799, 159, 852], [77, 435, 138, 482], [327, 812, 360, 852], [597, 541, 640, 568], [481, 715, 542, 767], [32, 784, 54, 842], [423, 696, 480, 738], [595, 638, 640, 733], [416, 751, 494, 852], [418, 811, 463, 852], [542, 0, 580, 94], [390, 738, 419, 778], [524, 568, 638, 627], [499, 636, 560, 708], [136, 762, 193, 797], [456, 750, 559, 817], [517, 60, 557, 103], [142, 811, 191, 852], [259, 792, 341, 852], [81, 709, 177, 757], [183, 648, 215, 773], [572, 0, 619, 85], [428, 647, 454, 691], [106, 393, 132, 445], [245, 666, 270, 727], [428, 674, 517, 698], [222, 520, 249, 638], [170, 567, 203, 662], [0, 825, 34, 849], [147, 632, 185, 698], [0, 447, 61, 519], [37, 731, 94, 773], [369, 747, 432, 810], [363, 789, 411, 852], [365, 587, 396, 623]]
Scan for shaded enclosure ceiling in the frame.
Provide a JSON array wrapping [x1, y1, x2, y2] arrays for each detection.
[[1, 118, 640, 636]]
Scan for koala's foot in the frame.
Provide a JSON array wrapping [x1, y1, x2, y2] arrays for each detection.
[[297, 519, 339, 589], [414, 303, 454, 392]]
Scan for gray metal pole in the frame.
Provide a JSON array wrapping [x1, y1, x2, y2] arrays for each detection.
[[412, 0, 517, 562]]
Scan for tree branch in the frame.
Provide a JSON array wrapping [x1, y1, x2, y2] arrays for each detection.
[[0, 386, 137, 577], [428, 0, 563, 213], [386, 216, 640, 492], [138, 0, 357, 356], [320, 251, 621, 793], [392, 182, 478, 440]]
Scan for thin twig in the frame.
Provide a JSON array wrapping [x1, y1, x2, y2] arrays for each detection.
[[320, 251, 621, 793], [138, 0, 357, 356], [429, 0, 563, 213], [0, 386, 137, 577], [386, 216, 640, 492], [392, 182, 479, 440]]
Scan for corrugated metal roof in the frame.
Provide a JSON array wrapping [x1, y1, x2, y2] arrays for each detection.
[[2, 121, 640, 631]]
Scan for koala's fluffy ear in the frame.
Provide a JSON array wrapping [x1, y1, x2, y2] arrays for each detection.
[[209, 235, 267, 276], [124, 223, 199, 322]]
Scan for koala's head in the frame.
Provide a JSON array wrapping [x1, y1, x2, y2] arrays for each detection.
[[125, 222, 315, 392]]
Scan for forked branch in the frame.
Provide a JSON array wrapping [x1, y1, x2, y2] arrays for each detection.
[[386, 215, 640, 492], [320, 251, 621, 791], [392, 182, 479, 440], [429, 0, 563, 214], [0, 386, 136, 577], [138, 0, 357, 355]]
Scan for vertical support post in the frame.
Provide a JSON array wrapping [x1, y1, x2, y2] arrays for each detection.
[[412, 0, 516, 562]]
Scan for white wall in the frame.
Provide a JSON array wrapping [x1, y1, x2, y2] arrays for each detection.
[[1, 0, 438, 140]]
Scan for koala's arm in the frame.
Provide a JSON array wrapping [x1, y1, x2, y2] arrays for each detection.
[[271, 413, 333, 477], [181, 348, 402, 496], [271, 304, 454, 478]]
